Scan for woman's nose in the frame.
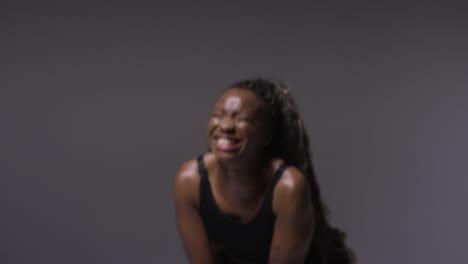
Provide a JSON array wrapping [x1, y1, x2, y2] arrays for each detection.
[[220, 116, 235, 131]]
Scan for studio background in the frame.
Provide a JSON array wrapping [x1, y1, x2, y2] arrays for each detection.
[[2, 2, 467, 263]]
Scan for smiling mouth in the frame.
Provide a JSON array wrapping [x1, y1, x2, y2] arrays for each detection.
[[213, 137, 242, 151]]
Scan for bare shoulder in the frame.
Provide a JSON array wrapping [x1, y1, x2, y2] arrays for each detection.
[[273, 162, 310, 194], [174, 158, 200, 185], [173, 158, 201, 209], [272, 164, 312, 213]]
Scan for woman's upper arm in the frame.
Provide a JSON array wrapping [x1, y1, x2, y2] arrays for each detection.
[[269, 167, 315, 264], [173, 160, 214, 264]]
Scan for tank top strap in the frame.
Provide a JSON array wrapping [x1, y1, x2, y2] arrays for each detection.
[[263, 162, 288, 214], [271, 162, 288, 187], [197, 155, 211, 209], [197, 155, 208, 178]]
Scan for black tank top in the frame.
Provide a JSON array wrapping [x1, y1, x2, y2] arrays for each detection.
[[197, 155, 288, 264]]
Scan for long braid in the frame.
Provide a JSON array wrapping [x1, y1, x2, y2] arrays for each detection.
[[228, 78, 355, 264]]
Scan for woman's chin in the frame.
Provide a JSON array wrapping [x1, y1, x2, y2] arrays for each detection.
[[212, 147, 244, 161]]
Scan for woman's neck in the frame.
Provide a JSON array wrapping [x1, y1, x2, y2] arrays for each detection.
[[215, 155, 272, 204]]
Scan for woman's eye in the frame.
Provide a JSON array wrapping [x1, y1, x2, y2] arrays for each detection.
[[236, 116, 251, 122]]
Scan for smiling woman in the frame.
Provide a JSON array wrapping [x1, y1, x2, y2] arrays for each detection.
[[207, 88, 271, 162], [173, 78, 355, 264]]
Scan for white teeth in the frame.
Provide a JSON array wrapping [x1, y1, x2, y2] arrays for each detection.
[[218, 138, 235, 146]]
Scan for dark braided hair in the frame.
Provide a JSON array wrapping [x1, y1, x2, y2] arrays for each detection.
[[227, 78, 356, 264]]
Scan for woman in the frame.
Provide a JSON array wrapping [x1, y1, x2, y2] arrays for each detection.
[[173, 79, 355, 263]]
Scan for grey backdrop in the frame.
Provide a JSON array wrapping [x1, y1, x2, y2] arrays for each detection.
[[2, 2, 468, 264]]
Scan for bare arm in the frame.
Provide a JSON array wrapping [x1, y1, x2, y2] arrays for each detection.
[[269, 167, 315, 264], [173, 160, 215, 264]]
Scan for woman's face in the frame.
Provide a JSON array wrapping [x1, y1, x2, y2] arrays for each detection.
[[207, 88, 271, 161]]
